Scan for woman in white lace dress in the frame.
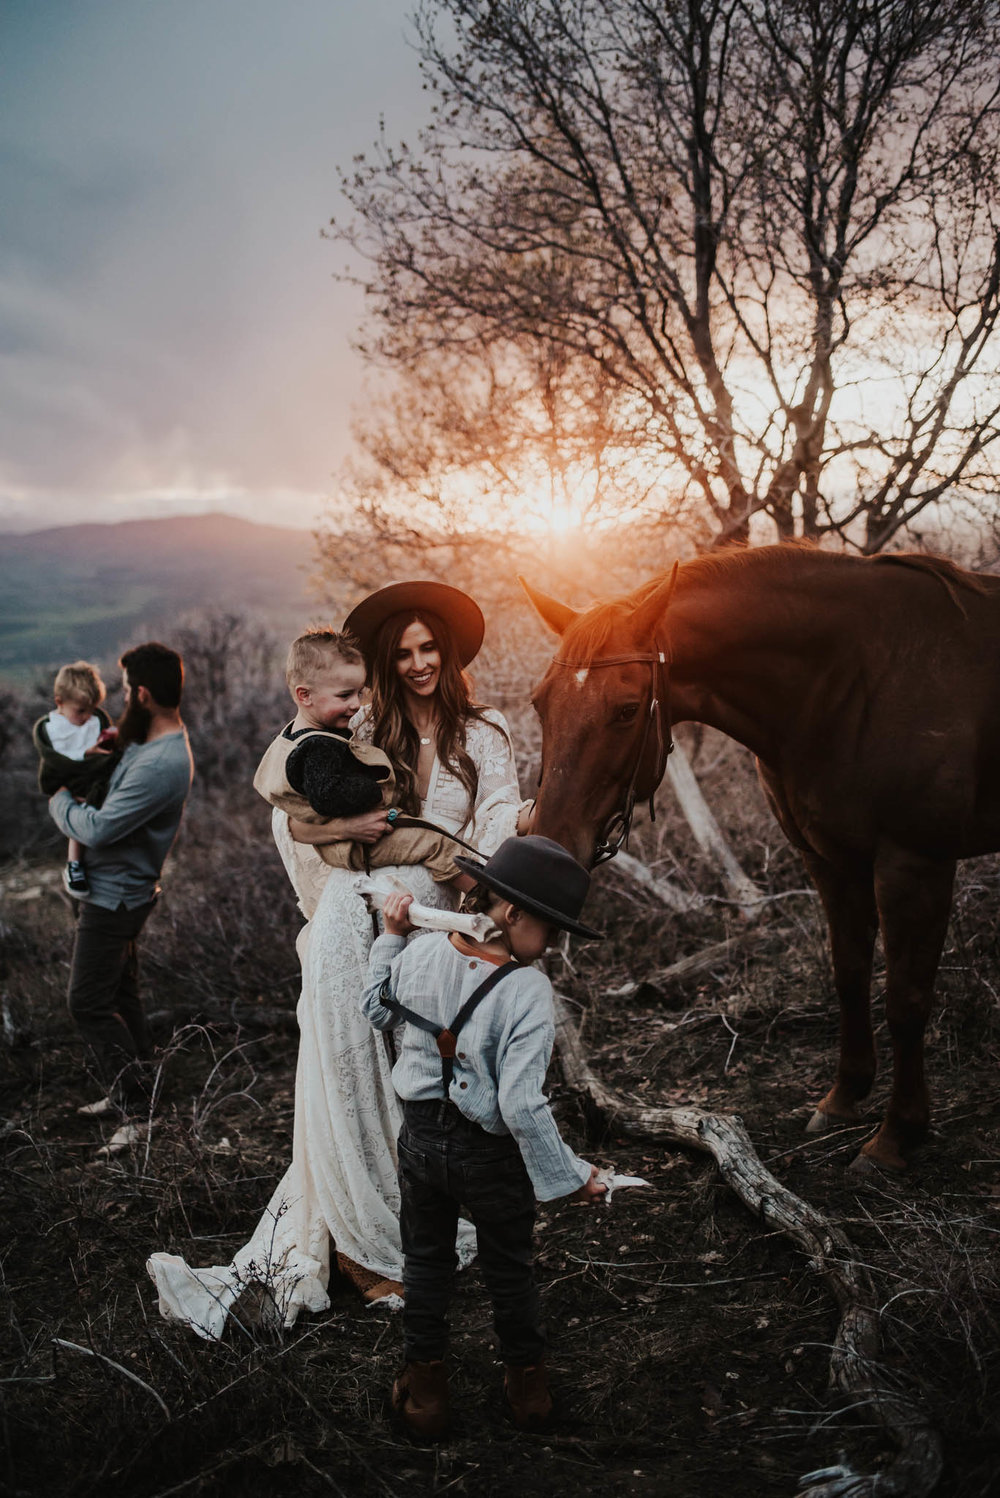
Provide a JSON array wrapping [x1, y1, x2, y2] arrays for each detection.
[[147, 582, 525, 1339]]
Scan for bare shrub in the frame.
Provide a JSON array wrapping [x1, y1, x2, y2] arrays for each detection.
[[172, 611, 289, 793], [3, 607, 999, 1496]]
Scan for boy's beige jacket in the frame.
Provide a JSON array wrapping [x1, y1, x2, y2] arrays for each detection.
[[253, 727, 395, 821], [253, 727, 459, 881]]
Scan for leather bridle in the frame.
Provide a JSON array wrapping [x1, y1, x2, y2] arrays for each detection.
[[534, 561, 680, 865], [547, 646, 674, 864]]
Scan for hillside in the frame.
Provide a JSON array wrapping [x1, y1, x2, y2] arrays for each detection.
[[0, 513, 339, 681]]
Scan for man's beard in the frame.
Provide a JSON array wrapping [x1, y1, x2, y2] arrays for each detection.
[[117, 697, 152, 747]]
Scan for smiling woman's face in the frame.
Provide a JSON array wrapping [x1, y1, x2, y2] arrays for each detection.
[[395, 619, 443, 702]]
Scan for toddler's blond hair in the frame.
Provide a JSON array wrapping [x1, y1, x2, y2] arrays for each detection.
[[54, 660, 107, 710], [285, 629, 364, 695]]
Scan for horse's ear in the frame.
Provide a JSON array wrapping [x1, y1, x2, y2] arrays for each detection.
[[630, 562, 680, 638], [518, 576, 580, 638]]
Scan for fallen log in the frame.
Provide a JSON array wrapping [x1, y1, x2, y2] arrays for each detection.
[[553, 992, 943, 1498], [604, 926, 792, 1000]]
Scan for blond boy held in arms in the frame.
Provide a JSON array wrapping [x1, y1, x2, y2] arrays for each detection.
[[254, 630, 466, 884], [33, 660, 119, 898]]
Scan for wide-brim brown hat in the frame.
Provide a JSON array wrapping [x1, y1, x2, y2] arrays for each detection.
[[342, 581, 485, 668], [454, 835, 605, 941]]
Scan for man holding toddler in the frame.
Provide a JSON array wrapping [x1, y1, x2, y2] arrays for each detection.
[[48, 642, 193, 1154]]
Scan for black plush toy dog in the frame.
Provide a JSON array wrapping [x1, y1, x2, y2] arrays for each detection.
[[284, 733, 388, 819]]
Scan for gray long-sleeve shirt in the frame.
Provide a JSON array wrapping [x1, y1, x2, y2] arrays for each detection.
[[48, 729, 194, 910], [361, 930, 590, 1202]]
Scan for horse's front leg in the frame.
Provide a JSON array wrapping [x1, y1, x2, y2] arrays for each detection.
[[800, 851, 879, 1132], [859, 844, 956, 1171]]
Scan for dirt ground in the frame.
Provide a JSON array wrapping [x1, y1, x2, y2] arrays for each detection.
[[2, 775, 999, 1498]]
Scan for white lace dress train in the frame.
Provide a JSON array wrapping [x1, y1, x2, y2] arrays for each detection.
[[147, 709, 521, 1339]]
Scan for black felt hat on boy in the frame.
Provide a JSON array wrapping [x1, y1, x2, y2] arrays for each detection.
[[454, 835, 604, 941]]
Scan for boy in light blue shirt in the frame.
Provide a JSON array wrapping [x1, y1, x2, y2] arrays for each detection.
[[360, 835, 606, 1440]]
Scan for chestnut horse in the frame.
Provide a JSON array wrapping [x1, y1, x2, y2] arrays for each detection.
[[522, 545, 1000, 1170]]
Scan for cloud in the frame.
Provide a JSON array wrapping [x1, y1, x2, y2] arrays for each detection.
[[0, 0, 422, 530]]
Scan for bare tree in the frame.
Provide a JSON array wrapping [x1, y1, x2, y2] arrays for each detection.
[[320, 335, 703, 606], [172, 612, 286, 791], [332, 0, 1000, 552]]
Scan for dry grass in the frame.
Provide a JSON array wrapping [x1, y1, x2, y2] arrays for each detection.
[[1, 644, 999, 1496]]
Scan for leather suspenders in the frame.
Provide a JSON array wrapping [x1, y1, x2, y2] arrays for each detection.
[[378, 960, 518, 1097]]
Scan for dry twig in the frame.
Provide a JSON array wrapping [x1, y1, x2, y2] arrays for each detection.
[[52, 1337, 172, 1420], [604, 926, 792, 999]]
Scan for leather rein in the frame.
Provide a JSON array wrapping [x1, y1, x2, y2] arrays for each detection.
[[547, 645, 675, 864]]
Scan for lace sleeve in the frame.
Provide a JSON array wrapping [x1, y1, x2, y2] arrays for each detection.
[[466, 708, 522, 855]]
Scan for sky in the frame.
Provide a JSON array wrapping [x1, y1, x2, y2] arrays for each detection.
[[0, 0, 427, 533]]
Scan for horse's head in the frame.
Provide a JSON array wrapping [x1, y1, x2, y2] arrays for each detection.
[[520, 568, 679, 867]]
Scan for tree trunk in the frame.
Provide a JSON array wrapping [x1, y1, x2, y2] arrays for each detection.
[[607, 850, 705, 914], [664, 744, 763, 917]]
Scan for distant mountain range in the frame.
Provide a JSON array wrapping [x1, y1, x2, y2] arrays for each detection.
[[0, 513, 343, 682]]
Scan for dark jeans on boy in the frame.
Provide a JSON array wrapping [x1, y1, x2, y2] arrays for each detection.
[[68, 898, 156, 1112], [398, 1098, 544, 1366]]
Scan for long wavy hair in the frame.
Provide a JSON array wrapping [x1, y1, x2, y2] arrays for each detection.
[[367, 609, 500, 820]]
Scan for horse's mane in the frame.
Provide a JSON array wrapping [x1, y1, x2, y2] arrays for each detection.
[[673, 543, 996, 597], [677, 541, 822, 585], [559, 597, 635, 662], [560, 547, 822, 661], [558, 544, 998, 662], [559, 548, 805, 662], [871, 551, 997, 598]]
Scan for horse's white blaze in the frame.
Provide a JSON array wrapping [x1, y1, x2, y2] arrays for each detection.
[[574, 668, 589, 686]]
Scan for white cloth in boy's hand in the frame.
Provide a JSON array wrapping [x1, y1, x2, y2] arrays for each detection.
[[354, 873, 501, 942], [595, 1166, 651, 1205]]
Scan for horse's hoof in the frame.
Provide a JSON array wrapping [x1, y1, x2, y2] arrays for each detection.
[[849, 1140, 907, 1175], [804, 1107, 858, 1135]]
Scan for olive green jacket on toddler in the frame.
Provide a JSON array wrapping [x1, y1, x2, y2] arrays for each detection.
[[33, 708, 119, 804]]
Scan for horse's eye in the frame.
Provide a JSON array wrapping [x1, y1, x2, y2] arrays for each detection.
[[616, 703, 640, 723]]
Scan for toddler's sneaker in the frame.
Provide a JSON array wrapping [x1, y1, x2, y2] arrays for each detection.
[[63, 860, 89, 898]]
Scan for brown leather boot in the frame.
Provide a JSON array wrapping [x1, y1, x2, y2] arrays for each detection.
[[391, 1360, 450, 1440], [503, 1359, 553, 1429]]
